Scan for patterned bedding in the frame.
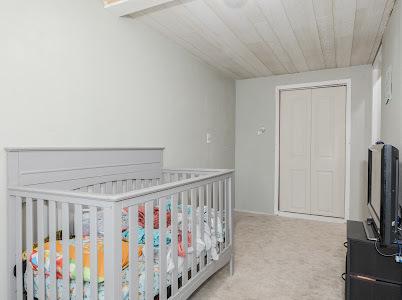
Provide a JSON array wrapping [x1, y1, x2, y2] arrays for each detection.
[[24, 204, 223, 299]]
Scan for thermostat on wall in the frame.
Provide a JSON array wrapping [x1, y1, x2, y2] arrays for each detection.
[[257, 126, 266, 135]]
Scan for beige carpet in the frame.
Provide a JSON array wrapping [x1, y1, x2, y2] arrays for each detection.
[[190, 212, 346, 300]]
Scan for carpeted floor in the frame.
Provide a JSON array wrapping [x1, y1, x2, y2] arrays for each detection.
[[190, 212, 346, 300]]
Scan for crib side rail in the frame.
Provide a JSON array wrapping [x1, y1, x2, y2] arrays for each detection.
[[8, 169, 234, 300], [119, 170, 234, 300], [73, 177, 162, 195], [162, 168, 231, 182]]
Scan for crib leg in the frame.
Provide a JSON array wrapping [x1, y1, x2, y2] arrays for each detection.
[[229, 254, 234, 276]]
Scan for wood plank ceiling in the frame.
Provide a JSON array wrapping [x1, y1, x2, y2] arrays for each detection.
[[124, 0, 395, 79]]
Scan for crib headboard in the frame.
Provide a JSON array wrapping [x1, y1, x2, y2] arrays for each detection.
[[6, 147, 164, 190], [6, 147, 164, 299]]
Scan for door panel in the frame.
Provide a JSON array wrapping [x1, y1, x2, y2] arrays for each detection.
[[279, 86, 346, 218], [279, 89, 312, 214], [310, 86, 346, 217]]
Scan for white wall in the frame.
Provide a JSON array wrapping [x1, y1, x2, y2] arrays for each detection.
[[381, 0, 402, 150], [236, 65, 372, 221], [381, 0, 402, 207], [0, 0, 235, 295]]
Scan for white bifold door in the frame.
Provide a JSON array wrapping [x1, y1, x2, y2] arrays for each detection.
[[279, 86, 346, 218]]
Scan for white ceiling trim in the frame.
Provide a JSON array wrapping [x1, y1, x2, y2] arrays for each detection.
[[104, 0, 176, 17]]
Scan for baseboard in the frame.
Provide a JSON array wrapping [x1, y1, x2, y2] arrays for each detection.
[[277, 211, 346, 223], [234, 208, 273, 216], [234, 209, 346, 223]]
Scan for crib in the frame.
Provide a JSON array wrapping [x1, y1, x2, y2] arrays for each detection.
[[6, 148, 234, 300]]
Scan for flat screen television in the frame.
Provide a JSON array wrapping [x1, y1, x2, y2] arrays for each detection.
[[367, 143, 400, 245]]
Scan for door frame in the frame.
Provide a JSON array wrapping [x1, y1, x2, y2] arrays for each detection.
[[274, 79, 352, 222]]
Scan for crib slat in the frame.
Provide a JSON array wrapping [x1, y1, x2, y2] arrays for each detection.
[[182, 190, 188, 286], [198, 186, 205, 270], [74, 204, 84, 300], [90, 206, 98, 300], [145, 201, 154, 300], [127, 179, 132, 192], [117, 180, 123, 193], [15, 197, 23, 300], [206, 184, 211, 264], [104, 203, 122, 300], [219, 180, 223, 252], [228, 177, 233, 247], [100, 183, 106, 194], [135, 179, 141, 190], [191, 188, 197, 277], [159, 197, 167, 300], [225, 179, 229, 249], [37, 199, 45, 300], [48, 200, 57, 300], [62, 202, 70, 300], [129, 205, 139, 300], [213, 182, 218, 254], [171, 194, 179, 295], [26, 198, 34, 300]]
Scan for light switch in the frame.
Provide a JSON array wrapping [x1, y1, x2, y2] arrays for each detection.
[[206, 132, 212, 144]]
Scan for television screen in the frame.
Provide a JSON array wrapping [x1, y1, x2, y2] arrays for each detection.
[[367, 144, 399, 245], [368, 145, 382, 230]]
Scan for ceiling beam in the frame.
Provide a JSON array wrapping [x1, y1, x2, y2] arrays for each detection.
[[104, 0, 177, 17]]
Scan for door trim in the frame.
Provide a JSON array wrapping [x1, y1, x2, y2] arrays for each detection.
[[274, 79, 351, 221]]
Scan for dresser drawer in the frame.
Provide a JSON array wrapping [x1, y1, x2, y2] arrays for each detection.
[[347, 274, 402, 300]]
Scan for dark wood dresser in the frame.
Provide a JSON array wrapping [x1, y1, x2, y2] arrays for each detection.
[[346, 220, 402, 299]]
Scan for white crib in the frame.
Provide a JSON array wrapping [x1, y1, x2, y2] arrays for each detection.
[[7, 148, 234, 300]]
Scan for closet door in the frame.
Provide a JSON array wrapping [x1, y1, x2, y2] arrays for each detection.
[[279, 89, 312, 214], [310, 86, 346, 218]]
